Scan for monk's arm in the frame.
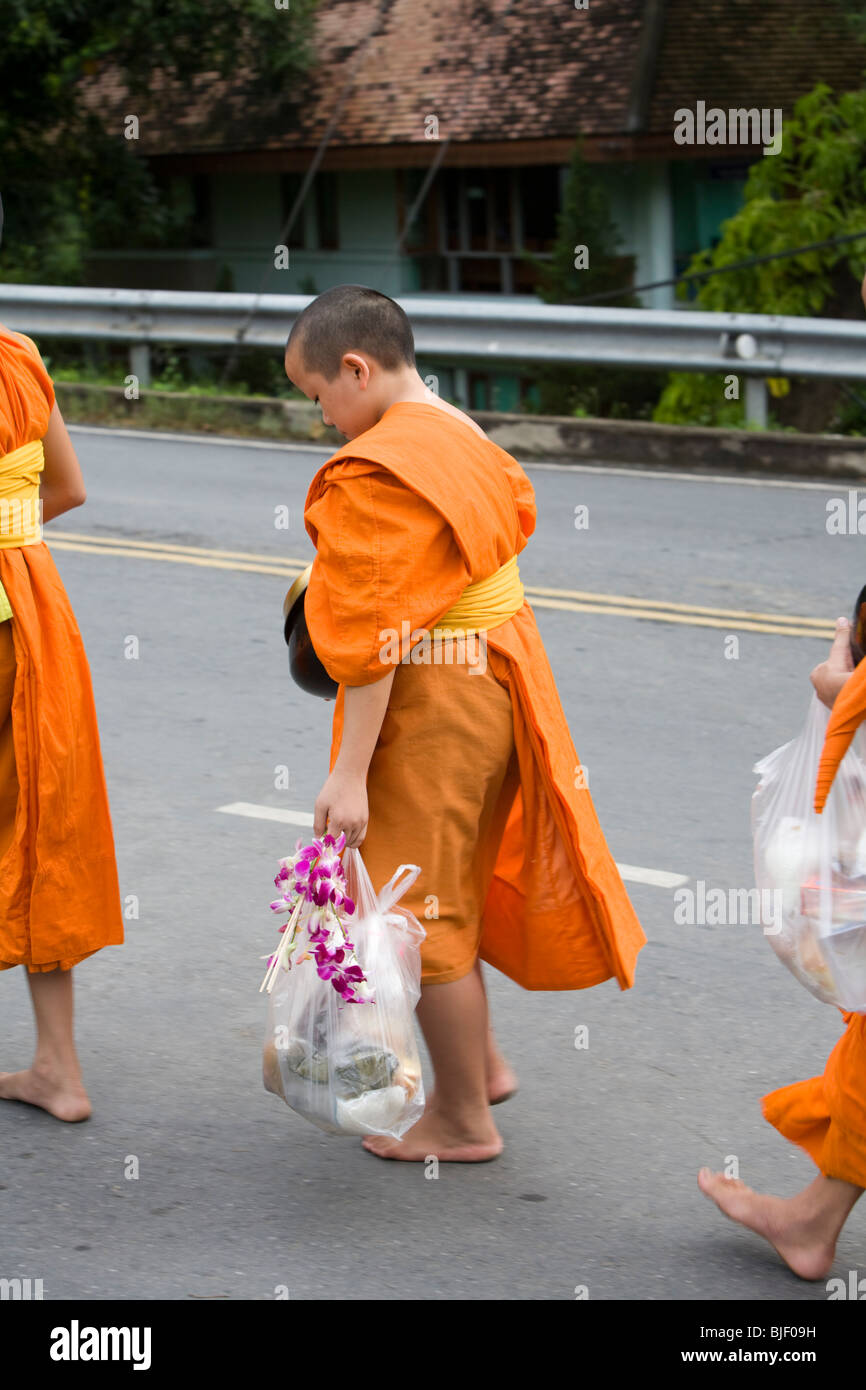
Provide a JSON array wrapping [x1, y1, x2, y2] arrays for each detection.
[[313, 667, 396, 847], [811, 618, 854, 709], [40, 402, 86, 522]]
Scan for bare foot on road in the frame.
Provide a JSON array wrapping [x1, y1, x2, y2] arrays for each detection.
[[428, 1062, 518, 1111], [0, 1067, 92, 1123], [698, 1168, 836, 1281], [362, 1106, 503, 1162], [487, 1060, 518, 1106]]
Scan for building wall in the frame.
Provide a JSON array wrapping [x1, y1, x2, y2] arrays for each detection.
[[87, 170, 407, 295], [600, 162, 676, 310]]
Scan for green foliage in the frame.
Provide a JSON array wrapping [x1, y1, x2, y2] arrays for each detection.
[[44, 340, 298, 398], [653, 372, 746, 428], [656, 83, 866, 428], [531, 140, 637, 308], [0, 0, 318, 282]]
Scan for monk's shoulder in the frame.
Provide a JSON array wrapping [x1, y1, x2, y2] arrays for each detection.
[[433, 399, 488, 439]]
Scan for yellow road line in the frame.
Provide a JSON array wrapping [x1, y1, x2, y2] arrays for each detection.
[[524, 595, 832, 638], [46, 531, 834, 640], [50, 540, 307, 579], [49, 529, 311, 566], [523, 582, 831, 628]]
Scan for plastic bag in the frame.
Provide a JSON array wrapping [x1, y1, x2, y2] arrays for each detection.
[[262, 848, 426, 1136], [752, 693, 866, 1012]]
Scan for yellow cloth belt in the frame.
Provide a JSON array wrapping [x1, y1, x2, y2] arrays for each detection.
[[433, 555, 524, 634], [0, 439, 45, 622]]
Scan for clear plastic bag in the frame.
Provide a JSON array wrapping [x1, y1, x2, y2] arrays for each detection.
[[753, 693, 866, 1012], [263, 849, 426, 1136]]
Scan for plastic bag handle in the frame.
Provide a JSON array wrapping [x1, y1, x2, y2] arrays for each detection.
[[378, 863, 421, 913]]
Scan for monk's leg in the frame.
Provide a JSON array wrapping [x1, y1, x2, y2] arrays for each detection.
[[362, 967, 502, 1161], [474, 957, 518, 1104], [697, 1168, 862, 1280], [0, 967, 91, 1122]]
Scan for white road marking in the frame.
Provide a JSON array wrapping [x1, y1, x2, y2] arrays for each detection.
[[217, 801, 314, 827], [615, 863, 689, 889], [216, 801, 686, 887], [68, 424, 855, 491]]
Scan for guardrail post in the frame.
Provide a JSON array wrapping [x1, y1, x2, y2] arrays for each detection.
[[129, 343, 152, 390], [744, 377, 767, 429]]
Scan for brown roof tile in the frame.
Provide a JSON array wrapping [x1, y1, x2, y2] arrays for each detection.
[[79, 0, 645, 154], [648, 0, 864, 131], [78, 0, 864, 157]]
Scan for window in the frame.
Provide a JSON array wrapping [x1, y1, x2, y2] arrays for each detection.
[[279, 174, 308, 248], [397, 169, 439, 252], [519, 167, 560, 252], [316, 172, 339, 250]]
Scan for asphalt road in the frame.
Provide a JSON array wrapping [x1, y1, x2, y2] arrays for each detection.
[[1, 425, 863, 1302]]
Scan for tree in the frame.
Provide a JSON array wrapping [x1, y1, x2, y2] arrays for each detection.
[[0, 0, 318, 282], [655, 83, 866, 431]]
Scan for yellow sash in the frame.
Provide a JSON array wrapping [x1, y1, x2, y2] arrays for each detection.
[[0, 439, 45, 621], [433, 555, 525, 635]]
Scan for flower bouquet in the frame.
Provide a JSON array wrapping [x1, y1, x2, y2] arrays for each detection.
[[260, 833, 426, 1136]]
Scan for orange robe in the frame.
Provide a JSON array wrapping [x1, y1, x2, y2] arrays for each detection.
[[303, 401, 646, 991], [0, 327, 123, 971], [763, 655, 866, 1187], [762, 1013, 866, 1187]]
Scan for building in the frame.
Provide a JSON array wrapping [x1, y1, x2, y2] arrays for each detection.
[[79, 0, 864, 408]]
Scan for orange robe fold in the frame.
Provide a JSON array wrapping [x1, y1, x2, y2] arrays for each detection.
[[303, 401, 646, 991], [762, 1012, 866, 1187], [0, 327, 123, 971]]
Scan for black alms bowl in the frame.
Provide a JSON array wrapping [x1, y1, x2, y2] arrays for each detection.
[[283, 565, 339, 700], [852, 584, 866, 668]]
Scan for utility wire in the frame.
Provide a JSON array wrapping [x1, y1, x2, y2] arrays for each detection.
[[570, 228, 866, 305]]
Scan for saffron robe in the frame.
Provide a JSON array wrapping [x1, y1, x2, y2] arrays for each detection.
[[763, 656, 866, 1186], [303, 401, 647, 991], [0, 327, 123, 971]]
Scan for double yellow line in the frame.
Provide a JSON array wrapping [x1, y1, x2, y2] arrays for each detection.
[[46, 530, 834, 640]]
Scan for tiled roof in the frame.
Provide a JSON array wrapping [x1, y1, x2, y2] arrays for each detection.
[[649, 0, 864, 131], [79, 0, 646, 154], [78, 0, 863, 157]]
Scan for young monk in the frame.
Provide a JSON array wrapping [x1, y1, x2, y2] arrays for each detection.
[[0, 321, 124, 1122], [699, 616, 866, 1277], [285, 284, 646, 1162]]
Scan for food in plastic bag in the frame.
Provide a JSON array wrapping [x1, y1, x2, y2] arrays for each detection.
[[260, 834, 426, 1136], [753, 693, 866, 1012]]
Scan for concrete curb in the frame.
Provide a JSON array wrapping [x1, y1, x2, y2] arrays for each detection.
[[54, 382, 866, 479]]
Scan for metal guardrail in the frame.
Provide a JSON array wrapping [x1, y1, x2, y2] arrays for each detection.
[[3, 283, 866, 425]]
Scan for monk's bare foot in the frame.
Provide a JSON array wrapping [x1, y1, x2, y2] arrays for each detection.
[[487, 1060, 518, 1106], [698, 1169, 836, 1281], [362, 1106, 503, 1162], [0, 1066, 91, 1123], [429, 1064, 518, 1109]]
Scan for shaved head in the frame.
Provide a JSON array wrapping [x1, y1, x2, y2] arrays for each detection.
[[287, 284, 415, 381]]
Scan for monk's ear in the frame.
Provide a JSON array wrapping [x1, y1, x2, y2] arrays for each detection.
[[343, 352, 371, 386]]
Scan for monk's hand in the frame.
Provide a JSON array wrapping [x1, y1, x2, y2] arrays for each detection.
[[811, 616, 855, 709], [313, 769, 368, 848]]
